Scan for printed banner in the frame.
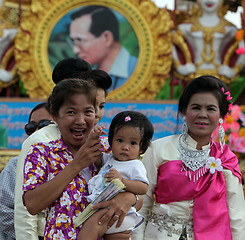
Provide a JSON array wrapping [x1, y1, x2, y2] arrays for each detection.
[[0, 101, 181, 149]]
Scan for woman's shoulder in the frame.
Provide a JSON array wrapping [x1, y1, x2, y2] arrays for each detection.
[[23, 124, 60, 149], [30, 138, 64, 154], [152, 134, 180, 146]]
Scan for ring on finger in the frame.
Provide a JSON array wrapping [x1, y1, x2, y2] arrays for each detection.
[[114, 214, 120, 218]]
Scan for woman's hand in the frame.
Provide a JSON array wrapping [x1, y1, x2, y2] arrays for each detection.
[[72, 126, 106, 170], [91, 192, 136, 228]]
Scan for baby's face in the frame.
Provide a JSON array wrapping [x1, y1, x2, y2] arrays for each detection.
[[111, 126, 141, 161]]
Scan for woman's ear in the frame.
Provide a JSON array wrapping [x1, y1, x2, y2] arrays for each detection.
[[51, 113, 58, 124]]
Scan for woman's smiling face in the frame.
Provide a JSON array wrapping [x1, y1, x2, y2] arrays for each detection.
[[184, 92, 221, 145], [53, 93, 96, 154]]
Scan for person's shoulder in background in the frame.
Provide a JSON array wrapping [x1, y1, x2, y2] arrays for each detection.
[[22, 124, 60, 149]]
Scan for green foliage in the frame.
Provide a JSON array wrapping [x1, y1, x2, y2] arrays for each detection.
[[155, 77, 182, 100], [155, 76, 245, 102], [231, 76, 245, 102], [119, 22, 139, 57]]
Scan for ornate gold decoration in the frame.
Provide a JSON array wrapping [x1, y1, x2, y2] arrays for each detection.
[[14, 0, 173, 100], [0, 45, 19, 88], [0, 0, 32, 90], [172, 2, 242, 84], [0, 149, 20, 172], [172, 30, 193, 64], [191, 16, 228, 68]]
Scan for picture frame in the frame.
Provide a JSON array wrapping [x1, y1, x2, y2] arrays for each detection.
[[15, 0, 173, 100]]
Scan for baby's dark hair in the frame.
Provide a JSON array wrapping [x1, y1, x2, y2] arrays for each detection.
[[178, 75, 232, 118], [108, 111, 154, 154]]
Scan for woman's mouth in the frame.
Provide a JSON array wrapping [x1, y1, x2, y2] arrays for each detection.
[[195, 122, 208, 127], [71, 128, 85, 139]]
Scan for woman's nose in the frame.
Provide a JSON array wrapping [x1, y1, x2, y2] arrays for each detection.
[[199, 109, 207, 117], [75, 114, 86, 124], [95, 107, 99, 122]]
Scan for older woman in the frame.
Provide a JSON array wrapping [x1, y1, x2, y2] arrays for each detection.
[[132, 75, 245, 240]]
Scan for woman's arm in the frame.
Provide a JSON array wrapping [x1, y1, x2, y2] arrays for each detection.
[[24, 136, 102, 215], [91, 191, 140, 228], [224, 169, 245, 240]]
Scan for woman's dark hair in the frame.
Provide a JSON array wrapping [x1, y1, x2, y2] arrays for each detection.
[[28, 102, 49, 122], [52, 58, 92, 84], [178, 75, 231, 119], [108, 111, 154, 154], [81, 69, 112, 96], [48, 78, 96, 117]]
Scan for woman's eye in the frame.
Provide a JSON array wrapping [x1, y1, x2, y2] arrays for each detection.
[[67, 111, 75, 115], [85, 109, 95, 115]]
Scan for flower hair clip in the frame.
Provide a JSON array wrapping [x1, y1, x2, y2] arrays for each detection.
[[221, 87, 233, 115], [125, 116, 131, 122]]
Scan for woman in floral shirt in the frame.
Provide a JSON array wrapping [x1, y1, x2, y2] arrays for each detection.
[[23, 79, 137, 240]]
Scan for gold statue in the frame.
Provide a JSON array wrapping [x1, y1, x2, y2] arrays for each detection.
[[172, 0, 244, 84]]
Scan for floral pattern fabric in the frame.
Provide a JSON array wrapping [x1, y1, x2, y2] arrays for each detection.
[[23, 138, 97, 240]]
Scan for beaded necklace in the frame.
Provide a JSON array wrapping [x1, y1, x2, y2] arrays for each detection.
[[178, 134, 210, 182]]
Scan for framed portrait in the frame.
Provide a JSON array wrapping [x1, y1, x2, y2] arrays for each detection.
[[15, 0, 173, 100]]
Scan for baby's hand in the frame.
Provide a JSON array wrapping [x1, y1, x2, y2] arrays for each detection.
[[105, 169, 122, 181], [88, 126, 106, 139]]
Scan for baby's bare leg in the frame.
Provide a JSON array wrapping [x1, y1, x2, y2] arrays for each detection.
[[104, 231, 131, 240], [77, 209, 109, 240]]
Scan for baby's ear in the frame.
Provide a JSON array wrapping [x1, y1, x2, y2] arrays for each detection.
[[138, 152, 144, 160]]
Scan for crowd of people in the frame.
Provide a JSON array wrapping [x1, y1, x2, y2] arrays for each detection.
[[0, 57, 244, 240]]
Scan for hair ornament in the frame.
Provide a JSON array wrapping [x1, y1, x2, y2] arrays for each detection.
[[125, 116, 131, 122], [221, 87, 233, 113]]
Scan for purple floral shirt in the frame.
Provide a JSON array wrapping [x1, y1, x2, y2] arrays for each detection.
[[23, 138, 97, 240]]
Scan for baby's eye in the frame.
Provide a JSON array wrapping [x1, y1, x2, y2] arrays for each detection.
[[116, 139, 123, 143], [131, 141, 138, 145]]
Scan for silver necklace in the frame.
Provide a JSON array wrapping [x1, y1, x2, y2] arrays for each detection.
[[178, 134, 210, 172]]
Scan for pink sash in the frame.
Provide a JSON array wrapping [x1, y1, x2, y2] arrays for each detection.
[[155, 141, 242, 240]]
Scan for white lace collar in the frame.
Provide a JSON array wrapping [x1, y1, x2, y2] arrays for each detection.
[[178, 134, 211, 181]]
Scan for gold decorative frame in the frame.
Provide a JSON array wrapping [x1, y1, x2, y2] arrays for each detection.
[[15, 0, 173, 100], [0, 149, 20, 172]]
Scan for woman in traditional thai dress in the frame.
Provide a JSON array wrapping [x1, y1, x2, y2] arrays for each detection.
[[132, 75, 245, 240]]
